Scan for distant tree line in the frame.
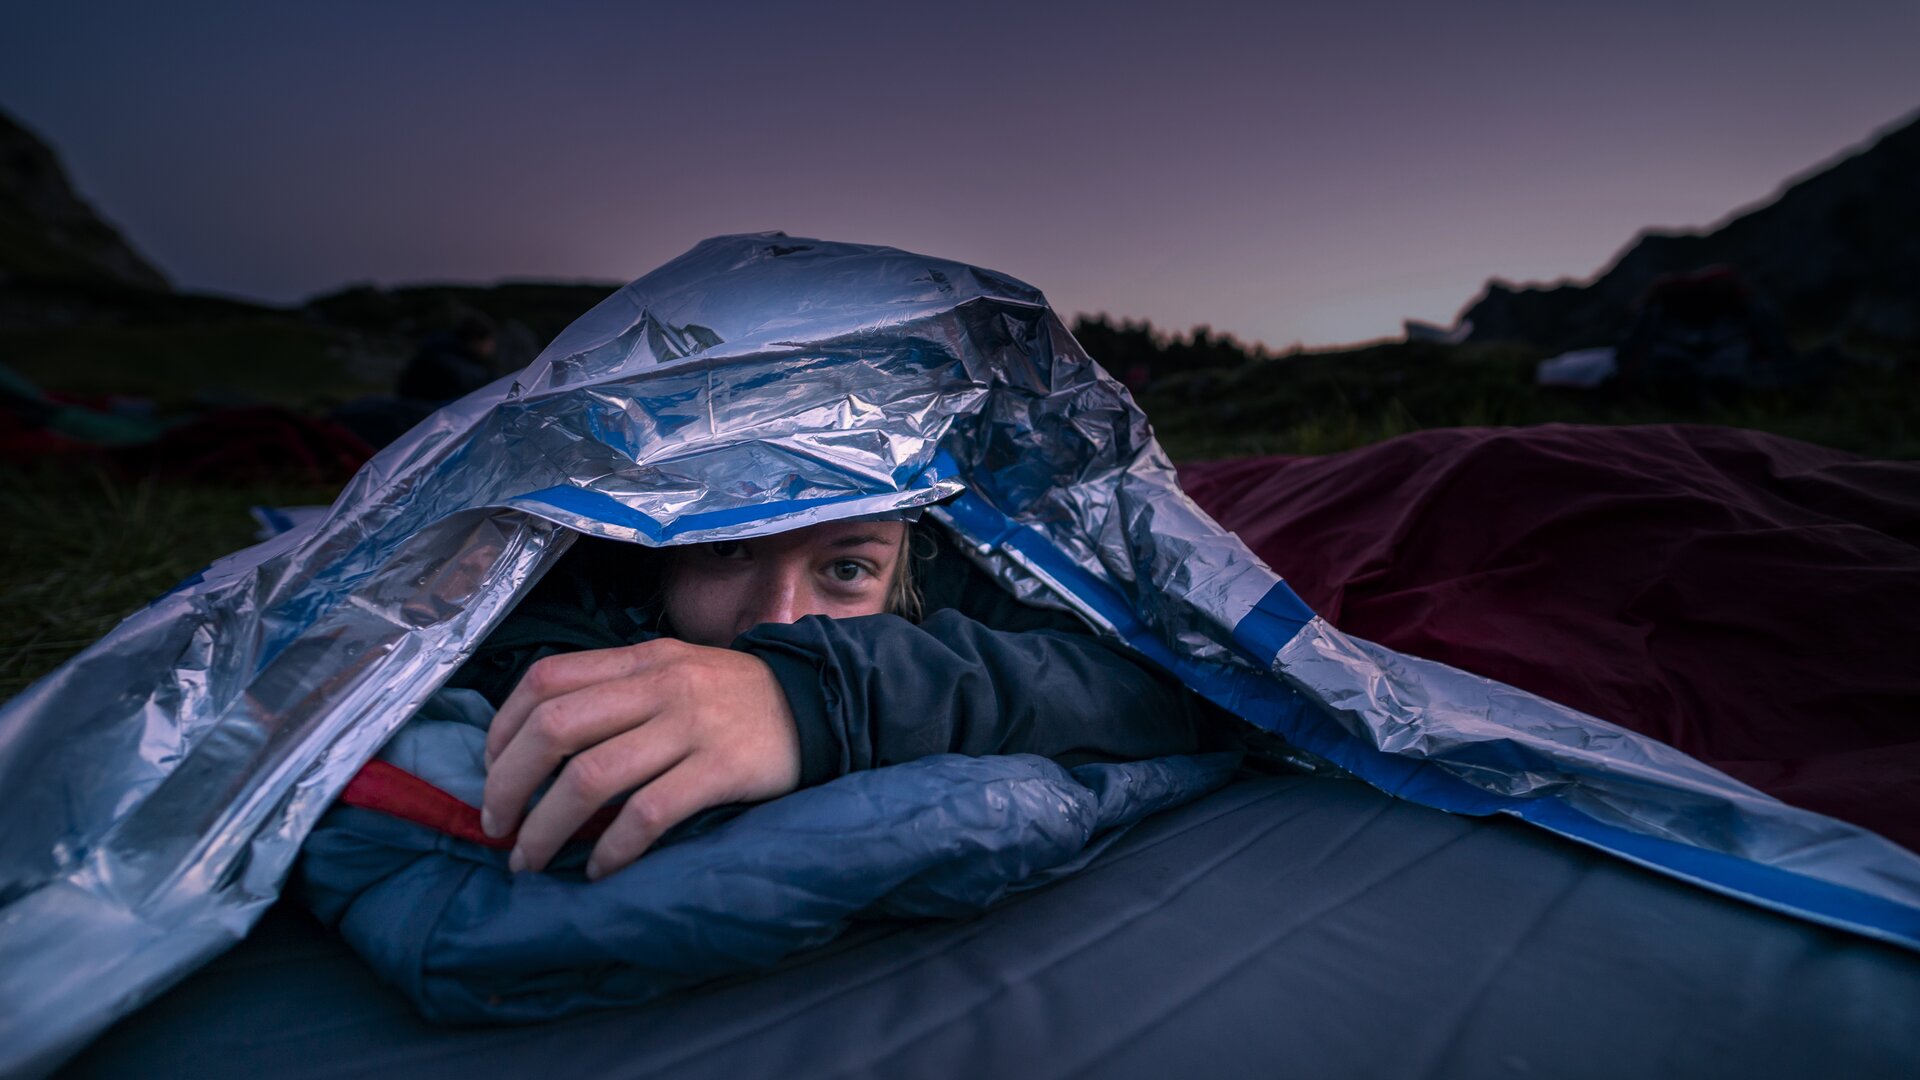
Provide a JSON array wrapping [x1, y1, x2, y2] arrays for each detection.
[[1068, 314, 1278, 387]]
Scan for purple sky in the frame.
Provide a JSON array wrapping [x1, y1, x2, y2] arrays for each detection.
[[5, 1, 1917, 347]]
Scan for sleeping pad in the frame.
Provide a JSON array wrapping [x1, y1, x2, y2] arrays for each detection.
[[298, 687, 1239, 1022]]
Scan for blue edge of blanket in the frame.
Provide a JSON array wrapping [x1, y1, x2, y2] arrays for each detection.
[[296, 451, 1920, 1025]]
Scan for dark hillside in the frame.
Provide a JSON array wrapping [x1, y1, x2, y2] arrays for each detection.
[[0, 109, 168, 292], [1463, 112, 1920, 354]]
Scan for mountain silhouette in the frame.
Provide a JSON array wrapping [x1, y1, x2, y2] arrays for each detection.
[[1462, 112, 1920, 353], [0, 107, 169, 291]]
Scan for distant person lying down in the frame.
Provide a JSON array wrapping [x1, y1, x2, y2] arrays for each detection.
[[452, 516, 1223, 882]]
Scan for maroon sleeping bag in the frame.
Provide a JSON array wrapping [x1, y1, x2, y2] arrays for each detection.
[[1179, 424, 1920, 853]]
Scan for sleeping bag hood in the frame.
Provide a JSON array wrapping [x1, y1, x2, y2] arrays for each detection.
[[3, 233, 1919, 1076]]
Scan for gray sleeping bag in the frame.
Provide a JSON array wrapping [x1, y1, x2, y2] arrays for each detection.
[[297, 688, 1239, 1023]]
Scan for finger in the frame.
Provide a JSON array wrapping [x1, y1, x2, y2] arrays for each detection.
[[485, 641, 673, 766], [585, 758, 735, 881], [483, 672, 666, 838], [511, 719, 689, 874]]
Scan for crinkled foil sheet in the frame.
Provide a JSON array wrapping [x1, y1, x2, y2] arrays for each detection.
[[3, 233, 1917, 1076]]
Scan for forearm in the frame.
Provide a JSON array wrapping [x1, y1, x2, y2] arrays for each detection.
[[737, 609, 1206, 787]]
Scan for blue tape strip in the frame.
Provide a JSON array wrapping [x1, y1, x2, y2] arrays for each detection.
[[927, 451, 1315, 735], [1519, 798, 1920, 946], [512, 467, 948, 544], [925, 451, 1920, 951], [519, 449, 1919, 949], [1229, 580, 1317, 660]]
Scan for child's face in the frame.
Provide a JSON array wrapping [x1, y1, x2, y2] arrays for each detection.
[[663, 520, 908, 646]]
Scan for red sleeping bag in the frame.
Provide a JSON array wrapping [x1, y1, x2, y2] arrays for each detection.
[[1179, 424, 1920, 853]]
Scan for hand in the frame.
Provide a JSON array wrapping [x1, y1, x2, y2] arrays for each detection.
[[480, 638, 802, 880]]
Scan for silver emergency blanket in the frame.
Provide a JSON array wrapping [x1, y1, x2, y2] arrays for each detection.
[[4, 233, 1919, 1077]]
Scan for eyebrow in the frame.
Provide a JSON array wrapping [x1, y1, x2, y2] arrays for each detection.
[[826, 534, 898, 551]]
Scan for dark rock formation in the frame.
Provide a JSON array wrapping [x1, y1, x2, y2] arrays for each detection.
[[0, 108, 169, 291], [1463, 112, 1920, 354]]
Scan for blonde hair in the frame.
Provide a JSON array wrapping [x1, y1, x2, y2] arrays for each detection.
[[886, 522, 928, 622]]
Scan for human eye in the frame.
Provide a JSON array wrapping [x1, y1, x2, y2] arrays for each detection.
[[706, 540, 748, 560], [826, 559, 871, 584]]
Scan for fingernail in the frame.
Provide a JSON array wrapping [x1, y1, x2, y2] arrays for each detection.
[[508, 846, 526, 874], [585, 861, 602, 882], [481, 809, 499, 837]]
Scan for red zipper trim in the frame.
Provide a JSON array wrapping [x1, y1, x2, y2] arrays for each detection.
[[338, 759, 619, 850]]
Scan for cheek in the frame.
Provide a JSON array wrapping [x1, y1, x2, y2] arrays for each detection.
[[663, 573, 748, 646], [817, 580, 891, 619], [842, 592, 892, 619]]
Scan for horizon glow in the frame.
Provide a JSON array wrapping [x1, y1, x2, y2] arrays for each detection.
[[3, 1, 1917, 349]]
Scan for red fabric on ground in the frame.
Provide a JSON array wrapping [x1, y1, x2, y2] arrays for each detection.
[[118, 407, 374, 483], [2, 405, 373, 482], [1180, 424, 1920, 852]]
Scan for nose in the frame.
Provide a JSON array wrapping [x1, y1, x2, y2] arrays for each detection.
[[740, 561, 809, 634]]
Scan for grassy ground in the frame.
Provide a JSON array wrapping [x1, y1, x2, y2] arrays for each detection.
[[2, 319, 381, 408], [0, 467, 340, 697], [1135, 340, 1920, 461]]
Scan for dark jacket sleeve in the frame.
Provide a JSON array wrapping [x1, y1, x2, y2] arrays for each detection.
[[738, 607, 1213, 789], [445, 537, 663, 706]]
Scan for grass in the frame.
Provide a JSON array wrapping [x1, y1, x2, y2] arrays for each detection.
[[1137, 341, 1920, 460], [0, 467, 340, 697], [2, 319, 383, 408]]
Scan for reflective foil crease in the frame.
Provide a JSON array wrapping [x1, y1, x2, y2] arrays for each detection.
[[3, 233, 1918, 1076]]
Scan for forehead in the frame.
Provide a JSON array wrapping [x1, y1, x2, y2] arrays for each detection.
[[751, 519, 907, 555]]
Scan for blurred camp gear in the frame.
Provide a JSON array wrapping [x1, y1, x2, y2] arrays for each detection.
[[1, 361, 371, 482], [396, 312, 500, 402], [331, 312, 505, 448], [1615, 266, 1814, 404]]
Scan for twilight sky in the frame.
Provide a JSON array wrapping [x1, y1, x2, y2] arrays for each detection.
[[4, 1, 1917, 348]]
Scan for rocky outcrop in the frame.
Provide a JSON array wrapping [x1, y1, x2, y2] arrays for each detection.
[[0, 108, 169, 290], [1463, 112, 1920, 353]]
